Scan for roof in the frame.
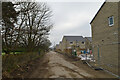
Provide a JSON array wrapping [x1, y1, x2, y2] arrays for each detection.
[[90, 1, 106, 24], [90, 0, 120, 24], [85, 37, 92, 42], [63, 36, 85, 42]]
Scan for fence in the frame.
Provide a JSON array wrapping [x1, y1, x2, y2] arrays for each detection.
[[92, 42, 119, 75]]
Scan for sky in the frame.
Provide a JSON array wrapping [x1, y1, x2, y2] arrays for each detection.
[[45, 1, 105, 47]]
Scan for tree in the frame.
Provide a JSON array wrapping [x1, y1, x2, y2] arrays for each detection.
[[2, 2, 53, 54], [2, 2, 18, 54], [16, 2, 53, 51]]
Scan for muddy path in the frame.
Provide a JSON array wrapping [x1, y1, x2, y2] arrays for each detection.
[[26, 51, 92, 78], [27, 51, 115, 79], [7, 51, 116, 79]]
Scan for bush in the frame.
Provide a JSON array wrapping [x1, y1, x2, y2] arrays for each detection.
[[2, 51, 45, 73]]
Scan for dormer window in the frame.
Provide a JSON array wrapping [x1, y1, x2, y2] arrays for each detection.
[[108, 16, 114, 26]]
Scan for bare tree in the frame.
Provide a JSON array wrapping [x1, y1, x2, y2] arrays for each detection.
[[17, 2, 52, 51], [2, 2, 53, 54]]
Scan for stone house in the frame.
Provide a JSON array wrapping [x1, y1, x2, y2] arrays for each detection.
[[90, 1, 120, 75], [58, 41, 62, 51], [55, 44, 59, 51], [85, 37, 92, 52], [60, 36, 86, 54], [55, 42, 62, 52]]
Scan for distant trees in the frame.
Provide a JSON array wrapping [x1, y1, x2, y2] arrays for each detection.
[[39, 38, 51, 51], [2, 2, 52, 54]]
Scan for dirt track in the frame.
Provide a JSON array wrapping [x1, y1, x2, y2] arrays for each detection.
[[28, 51, 115, 78]]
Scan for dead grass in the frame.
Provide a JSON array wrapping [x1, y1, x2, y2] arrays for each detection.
[[2, 51, 45, 78]]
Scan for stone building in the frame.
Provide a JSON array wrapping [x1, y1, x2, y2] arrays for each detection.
[[60, 36, 86, 54], [90, 1, 120, 75], [55, 44, 59, 51], [58, 41, 62, 51], [85, 37, 92, 51]]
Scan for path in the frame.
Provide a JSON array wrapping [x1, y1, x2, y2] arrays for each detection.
[[29, 51, 115, 78]]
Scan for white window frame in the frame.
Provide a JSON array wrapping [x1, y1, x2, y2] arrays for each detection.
[[108, 16, 114, 26]]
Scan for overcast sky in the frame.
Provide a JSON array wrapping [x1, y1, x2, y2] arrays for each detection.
[[44, 1, 105, 47]]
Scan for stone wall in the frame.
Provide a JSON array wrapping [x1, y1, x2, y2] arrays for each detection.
[[91, 2, 119, 75]]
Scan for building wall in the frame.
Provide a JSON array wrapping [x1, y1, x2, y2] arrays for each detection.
[[58, 42, 62, 51], [118, 1, 120, 76], [66, 41, 85, 49], [91, 2, 119, 75], [60, 37, 86, 53], [61, 37, 67, 52], [85, 39, 92, 50]]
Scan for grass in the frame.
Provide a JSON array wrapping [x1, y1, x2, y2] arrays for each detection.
[[2, 50, 45, 77], [2, 52, 5, 55], [2, 52, 23, 55]]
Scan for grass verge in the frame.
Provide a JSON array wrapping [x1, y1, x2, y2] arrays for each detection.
[[2, 51, 46, 78]]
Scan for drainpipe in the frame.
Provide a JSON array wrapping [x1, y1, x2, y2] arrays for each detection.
[[97, 45, 100, 67], [92, 45, 94, 59], [66, 40, 67, 53]]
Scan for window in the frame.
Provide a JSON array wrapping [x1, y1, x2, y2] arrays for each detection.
[[82, 42, 84, 44], [70, 42, 73, 44], [108, 16, 114, 26]]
